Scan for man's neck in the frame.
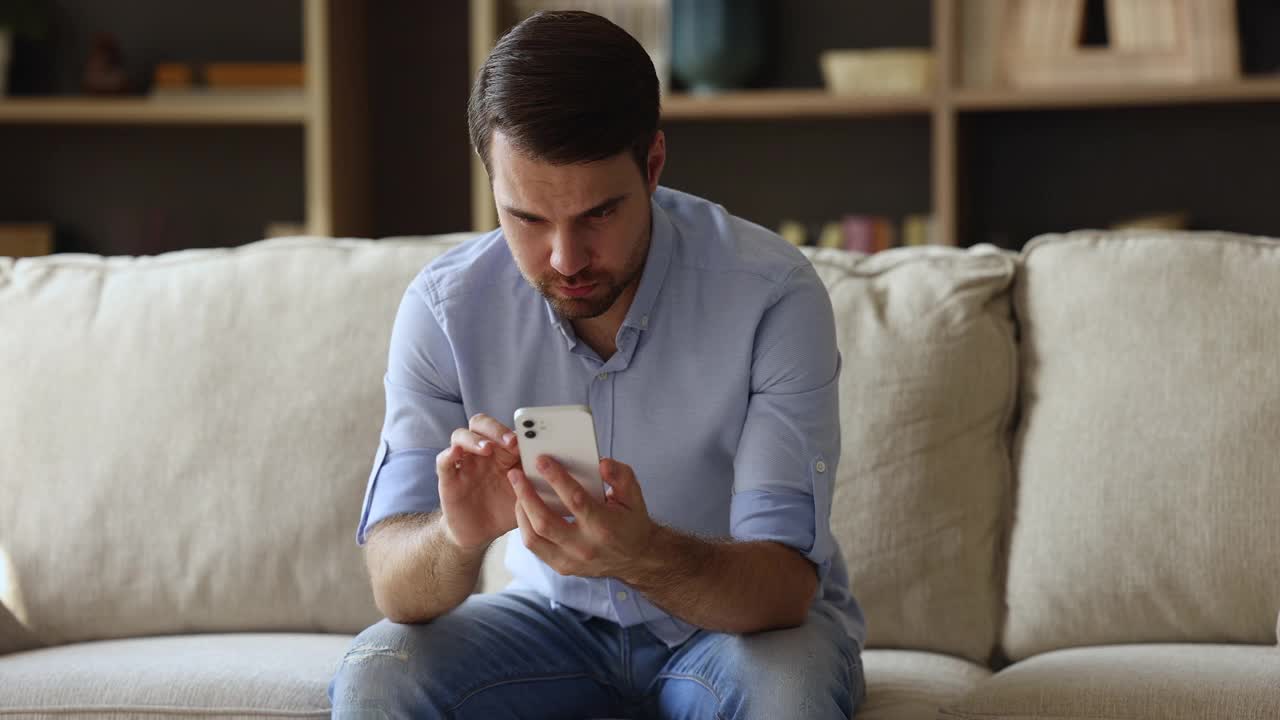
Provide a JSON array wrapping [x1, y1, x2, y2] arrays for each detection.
[[572, 280, 639, 361]]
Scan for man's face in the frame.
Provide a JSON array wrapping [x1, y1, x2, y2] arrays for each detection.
[[491, 131, 663, 320]]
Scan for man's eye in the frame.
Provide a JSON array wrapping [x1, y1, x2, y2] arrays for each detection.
[[588, 207, 614, 220]]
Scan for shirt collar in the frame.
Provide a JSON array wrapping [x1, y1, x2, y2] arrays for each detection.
[[542, 194, 675, 336]]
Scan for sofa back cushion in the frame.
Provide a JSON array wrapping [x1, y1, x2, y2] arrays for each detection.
[[806, 246, 1018, 664], [0, 236, 466, 646], [1004, 230, 1280, 660]]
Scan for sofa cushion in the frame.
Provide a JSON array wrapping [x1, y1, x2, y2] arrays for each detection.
[[0, 235, 469, 646], [859, 649, 991, 720], [1006, 230, 1280, 660], [940, 644, 1280, 720], [806, 245, 1018, 664], [0, 633, 347, 718]]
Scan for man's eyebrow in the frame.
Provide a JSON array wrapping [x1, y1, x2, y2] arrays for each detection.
[[501, 205, 545, 221], [501, 194, 629, 222], [578, 194, 628, 218]]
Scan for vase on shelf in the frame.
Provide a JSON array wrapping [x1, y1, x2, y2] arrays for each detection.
[[670, 0, 766, 94]]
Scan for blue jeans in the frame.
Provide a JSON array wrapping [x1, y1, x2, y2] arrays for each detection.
[[329, 589, 864, 719]]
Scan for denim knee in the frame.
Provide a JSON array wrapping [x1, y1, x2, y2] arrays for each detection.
[[652, 619, 862, 720], [329, 618, 441, 719]]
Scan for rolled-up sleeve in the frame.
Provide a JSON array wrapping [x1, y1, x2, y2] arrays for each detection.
[[729, 261, 842, 579], [356, 282, 467, 545]]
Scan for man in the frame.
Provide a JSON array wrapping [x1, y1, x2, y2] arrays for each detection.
[[330, 10, 865, 719]]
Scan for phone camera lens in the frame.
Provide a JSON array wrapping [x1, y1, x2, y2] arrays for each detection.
[[522, 420, 535, 428], [525, 430, 536, 439]]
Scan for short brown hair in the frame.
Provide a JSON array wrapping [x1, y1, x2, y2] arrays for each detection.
[[467, 10, 660, 179]]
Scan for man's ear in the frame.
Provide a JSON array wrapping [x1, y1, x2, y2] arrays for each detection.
[[646, 130, 666, 193]]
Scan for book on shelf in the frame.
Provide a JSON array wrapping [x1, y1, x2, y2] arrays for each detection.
[[149, 62, 305, 100], [902, 214, 934, 246], [777, 214, 934, 252], [0, 223, 54, 257]]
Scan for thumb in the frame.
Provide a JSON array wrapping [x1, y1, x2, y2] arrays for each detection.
[[601, 458, 643, 508]]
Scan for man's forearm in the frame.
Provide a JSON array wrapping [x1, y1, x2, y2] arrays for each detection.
[[363, 512, 487, 624], [620, 525, 818, 634]]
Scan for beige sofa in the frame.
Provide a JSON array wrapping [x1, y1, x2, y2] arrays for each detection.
[[1, 229, 1278, 719]]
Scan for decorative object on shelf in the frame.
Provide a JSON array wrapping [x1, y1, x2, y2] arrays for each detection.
[[958, 0, 1010, 88], [841, 215, 897, 253], [82, 32, 129, 95], [206, 62, 304, 89], [777, 219, 806, 247], [151, 63, 194, 92], [670, 0, 765, 93], [820, 48, 933, 96], [0, 222, 53, 256], [150, 62, 303, 97], [513, 0, 671, 93], [1110, 211, 1190, 231], [902, 214, 935, 246], [1003, 0, 1240, 88], [263, 222, 308, 239]]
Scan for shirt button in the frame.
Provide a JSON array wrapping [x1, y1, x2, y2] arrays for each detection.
[[615, 591, 629, 601], [815, 460, 827, 473], [597, 372, 609, 380]]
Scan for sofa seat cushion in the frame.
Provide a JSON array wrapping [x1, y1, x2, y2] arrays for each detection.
[[0, 637, 985, 720], [0, 633, 349, 718], [860, 649, 991, 720], [940, 644, 1280, 720]]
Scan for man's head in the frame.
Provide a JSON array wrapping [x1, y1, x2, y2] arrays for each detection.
[[467, 11, 664, 320]]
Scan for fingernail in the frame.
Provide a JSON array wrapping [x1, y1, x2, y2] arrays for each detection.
[[537, 457, 550, 470], [503, 432, 516, 445], [508, 472, 518, 486], [478, 440, 490, 450]]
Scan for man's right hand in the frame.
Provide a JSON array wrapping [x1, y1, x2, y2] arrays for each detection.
[[436, 413, 521, 551]]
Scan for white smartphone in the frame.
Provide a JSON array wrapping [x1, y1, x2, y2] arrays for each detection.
[[513, 404, 606, 517]]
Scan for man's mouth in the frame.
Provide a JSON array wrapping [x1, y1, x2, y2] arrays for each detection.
[[560, 283, 597, 298]]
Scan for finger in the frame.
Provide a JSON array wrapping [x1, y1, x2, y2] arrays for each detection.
[[509, 468, 573, 543], [536, 455, 597, 523], [515, 501, 562, 564], [601, 459, 645, 512], [436, 445, 463, 481], [450, 427, 501, 456], [469, 413, 520, 450]]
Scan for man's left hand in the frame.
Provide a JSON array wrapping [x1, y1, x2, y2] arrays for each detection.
[[508, 456, 656, 578]]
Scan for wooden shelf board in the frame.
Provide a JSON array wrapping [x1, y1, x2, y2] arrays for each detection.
[[662, 89, 933, 120], [0, 92, 310, 125], [953, 76, 1280, 112]]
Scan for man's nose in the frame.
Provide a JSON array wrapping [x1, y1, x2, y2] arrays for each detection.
[[550, 230, 589, 278]]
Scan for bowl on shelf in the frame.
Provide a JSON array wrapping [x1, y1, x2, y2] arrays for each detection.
[[820, 48, 934, 96]]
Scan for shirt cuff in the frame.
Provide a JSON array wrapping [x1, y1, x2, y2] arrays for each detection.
[[729, 489, 833, 581], [356, 440, 443, 545]]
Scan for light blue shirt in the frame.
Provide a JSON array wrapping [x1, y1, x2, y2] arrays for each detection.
[[357, 187, 865, 650]]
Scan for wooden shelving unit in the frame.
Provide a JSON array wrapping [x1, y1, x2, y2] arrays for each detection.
[[661, 90, 933, 120], [950, 76, 1280, 111], [0, 0, 368, 242], [0, 93, 309, 125], [468, 0, 1280, 248]]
